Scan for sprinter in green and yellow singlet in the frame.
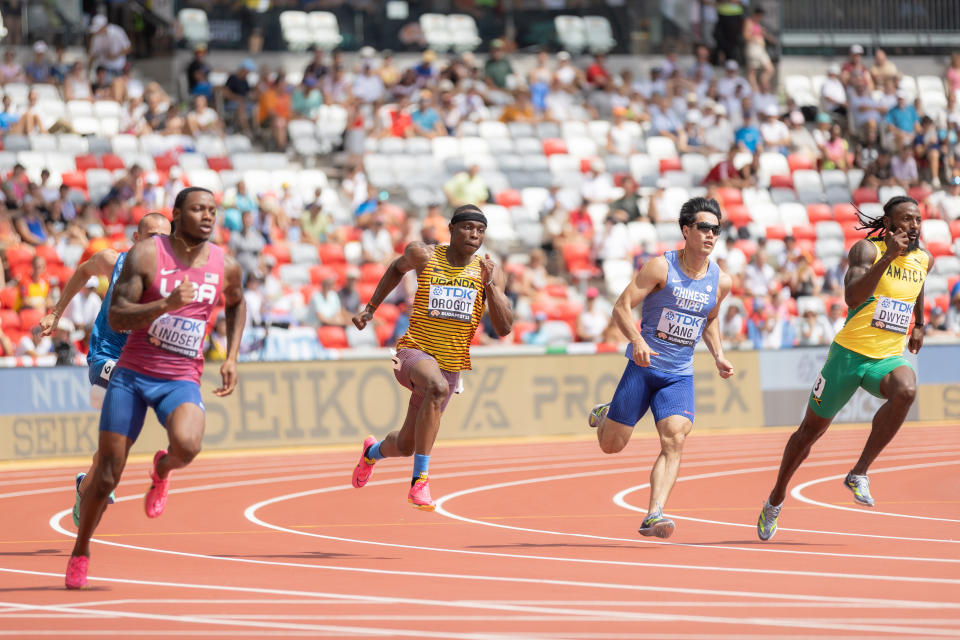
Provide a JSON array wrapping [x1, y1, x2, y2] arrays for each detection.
[[757, 196, 933, 540]]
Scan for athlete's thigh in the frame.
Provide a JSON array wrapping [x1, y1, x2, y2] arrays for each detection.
[[407, 352, 449, 392], [151, 380, 205, 436], [649, 373, 695, 425], [99, 367, 149, 442], [164, 402, 206, 452], [607, 360, 654, 428], [808, 345, 862, 419], [654, 413, 693, 443], [865, 357, 915, 400]]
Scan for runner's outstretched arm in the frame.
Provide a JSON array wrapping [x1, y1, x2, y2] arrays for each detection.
[[701, 272, 734, 378], [40, 248, 119, 335], [215, 254, 246, 397], [844, 234, 908, 307], [353, 242, 431, 330], [611, 256, 667, 368]]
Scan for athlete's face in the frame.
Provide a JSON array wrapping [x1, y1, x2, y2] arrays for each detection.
[[886, 202, 921, 252], [449, 220, 486, 254], [683, 211, 721, 255], [175, 191, 218, 242]]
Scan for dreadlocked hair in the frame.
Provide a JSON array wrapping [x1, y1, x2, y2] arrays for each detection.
[[853, 195, 917, 240]]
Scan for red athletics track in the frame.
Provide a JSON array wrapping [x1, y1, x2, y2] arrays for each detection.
[[1, 423, 958, 639]]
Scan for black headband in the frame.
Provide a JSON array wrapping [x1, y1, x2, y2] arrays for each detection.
[[450, 209, 487, 226]]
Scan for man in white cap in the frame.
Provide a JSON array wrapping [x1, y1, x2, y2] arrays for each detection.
[[842, 44, 873, 90], [87, 15, 131, 79], [820, 63, 847, 119], [717, 59, 750, 101], [25, 41, 52, 84], [759, 104, 790, 152]]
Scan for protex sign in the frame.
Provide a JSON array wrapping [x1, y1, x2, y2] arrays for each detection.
[[871, 296, 913, 334]]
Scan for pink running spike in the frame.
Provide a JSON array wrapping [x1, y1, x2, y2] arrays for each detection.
[[144, 449, 171, 518], [408, 476, 436, 511], [352, 436, 378, 488], [65, 555, 89, 590]]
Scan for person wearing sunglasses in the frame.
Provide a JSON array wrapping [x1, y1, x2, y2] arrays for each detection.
[[588, 197, 734, 539]]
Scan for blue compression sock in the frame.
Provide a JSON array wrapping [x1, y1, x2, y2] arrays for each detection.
[[366, 441, 385, 461], [413, 454, 430, 480]]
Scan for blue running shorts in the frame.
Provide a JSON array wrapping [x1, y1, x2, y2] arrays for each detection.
[[88, 359, 117, 389], [607, 360, 696, 426], [99, 366, 205, 442]]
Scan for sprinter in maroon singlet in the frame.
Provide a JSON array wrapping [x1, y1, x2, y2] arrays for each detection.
[[65, 187, 245, 589]]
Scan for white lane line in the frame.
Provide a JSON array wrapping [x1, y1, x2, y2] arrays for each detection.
[[791, 460, 960, 522], [0, 575, 956, 638]]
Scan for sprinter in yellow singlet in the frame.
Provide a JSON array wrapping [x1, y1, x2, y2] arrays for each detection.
[[349, 204, 514, 510], [757, 196, 933, 540]]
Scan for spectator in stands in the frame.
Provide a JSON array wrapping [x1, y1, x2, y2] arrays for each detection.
[[704, 147, 751, 187], [64, 61, 92, 102], [414, 49, 438, 85], [581, 159, 617, 204], [789, 253, 821, 298], [444, 164, 488, 207], [339, 269, 361, 316], [759, 105, 790, 153], [885, 90, 920, 136], [353, 63, 385, 104], [744, 250, 776, 297], [293, 75, 323, 121], [143, 89, 180, 134], [485, 39, 514, 90], [849, 76, 882, 133], [185, 43, 210, 96], [300, 198, 330, 244], [223, 59, 257, 137], [842, 44, 873, 91], [797, 308, 831, 346], [309, 275, 347, 327], [87, 15, 130, 79], [688, 43, 715, 84], [13, 89, 45, 135], [204, 312, 228, 361], [743, 7, 774, 90], [258, 73, 292, 150], [410, 90, 445, 138], [378, 50, 400, 88], [914, 116, 946, 187], [820, 122, 850, 172], [0, 95, 19, 133], [870, 48, 899, 87], [648, 93, 682, 140], [820, 64, 847, 119], [111, 62, 143, 104], [0, 49, 23, 83], [938, 174, 960, 217], [18, 255, 49, 309], [64, 276, 101, 337], [229, 211, 265, 279], [854, 118, 883, 169], [90, 66, 114, 100], [421, 202, 450, 244], [24, 41, 52, 84], [926, 306, 948, 335], [522, 311, 549, 346], [946, 52, 960, 95], [16, 323, 52, 358], [946, 293, 960, 335], [577, 287, 608, 343], [0, 315, 15, 356], [119, 93, 149, 135], [717, 60, 750, 103], [824, 301, 846, 340], [303, 47, 329, 83], [861, 149, 897, 188], [361, 213, 395, 265], [891, 136, 919, 187], [500, 89, 536, 123], [721, 302, 748, 349], [554, 51, 579, 88], [609, 176, 643, 221], [185, 95, 223, 137]]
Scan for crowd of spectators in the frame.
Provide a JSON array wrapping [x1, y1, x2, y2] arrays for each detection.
[[0, 16, 959, 364]]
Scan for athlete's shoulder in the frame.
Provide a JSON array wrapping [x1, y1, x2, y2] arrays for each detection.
[[848, 237, 879, 265]]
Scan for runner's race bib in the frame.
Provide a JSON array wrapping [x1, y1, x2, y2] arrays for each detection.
[[870, 296, 913, 334], [655, 308, 705, 347], [427, 284, 477, 323], [147, 314, 206, 358]]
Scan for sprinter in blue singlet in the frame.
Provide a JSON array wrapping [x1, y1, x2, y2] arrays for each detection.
[[39, 213, 171, 526], [588, 197, 734, 539]]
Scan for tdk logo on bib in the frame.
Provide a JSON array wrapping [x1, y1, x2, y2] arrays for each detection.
[[428, 285, 477, 323], [656, 308, 704, 346], [871, 296, 912, 334]]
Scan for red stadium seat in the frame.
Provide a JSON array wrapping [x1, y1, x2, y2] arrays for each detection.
[[317, 326, 349, 349], [542, 138, 567, 156], [784, 297, 798, 316], [207, 156, 232, 171], [5, 245, 34, 268], [765, 224, 787, 240], [0, 286, 18, 310], [35, 245, 61, 265], [471, 328, 484, 345], [262, 243, 291, 265], [19, 308, 44, 330], [926, 241, 953, 257], [908, 185, 932, 203], [299, 284, 318, 304], [360, 262, 386, 285], [725, 204, 751, 228], [153, 154, 178, 172], [947, 275, 960, 294], [733, 239, 758, 260], [792, 225, 817, 242], [75, 154, 99, 171], [787, 153, 814, 172], [0, 309, 19, 329], [357, 281, 377, 303], [495, 189, 522, 207], [716, 187, 742, 206], [318, 243, 346, 264], [806, 203, 833, 224], [769, 174, 793, 189], [375, 322, 394, 346], [833, 203, 859, 224], [950, 219, 960, 240], [561, 242, 598, 277], [811, 259, 826, 277], [843, 236, 860, 252], [796, 238, 815, 255], [61, 171, 87, 190], [309, 264, 337, 286], [934, 294, 950, 312], [376, 303, 401, 324], [659, 157, 682, 173], [544, 283, 568, 299], [852, 187, 879, 205], [512, 321, 537, 344], [101, 154, 125, 170]]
